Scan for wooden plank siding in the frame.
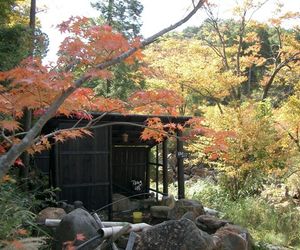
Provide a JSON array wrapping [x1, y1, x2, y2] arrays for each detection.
[[34, 113, 191, 211], [55, 121, 111, 210], [112, 146, 149, 196]]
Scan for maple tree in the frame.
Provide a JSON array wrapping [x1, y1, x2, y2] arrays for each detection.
[[210, 102, 289, 199], [200, 0, 279, 100], [0, 0, 206, 179]]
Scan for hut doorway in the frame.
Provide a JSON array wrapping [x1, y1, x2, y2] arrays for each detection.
[[112, 146, 149, 196]]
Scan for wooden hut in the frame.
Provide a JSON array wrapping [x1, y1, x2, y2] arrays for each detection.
[[35, 113, 190, 212]]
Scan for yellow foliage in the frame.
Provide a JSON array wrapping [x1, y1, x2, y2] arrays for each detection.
[[143, 37, 246, 114], [5, 0, 31, 27]]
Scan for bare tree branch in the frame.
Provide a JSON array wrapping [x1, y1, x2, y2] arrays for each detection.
[[262, 52, 300, 100]]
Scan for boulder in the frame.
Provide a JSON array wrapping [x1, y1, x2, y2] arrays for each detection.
[[150, 195, 175, 219], [135, 218, 216, 250], [204, 207, 219, 216], [112, 193, 139, 212], [58, 201, 74, 213], [113, 193, 130, 212], [162, 194, 175, 207], [140, 196, 156, 209], [150, 206, 171, 219], [257, 243, 291, 250], [36, 207, 66, 224], [54, 208, 101, 250], [214, 224, 253, 250], [73, 200, 85, 209], [168, 199, 205, 220], [195, 215, 230, 234], [181, 211, 197, 221], [58, 200, 86, 213], [214, 230, 247, 250]]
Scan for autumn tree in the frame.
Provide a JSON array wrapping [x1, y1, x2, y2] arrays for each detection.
[[205, 102, 289, 199], [0, 0, 206, 179], [192, 0, 300, 103], [143, 1, 280, 115], [143, 37, 245, 115], [261, 5, 300, 101], [194, 1, 273, 100], [141, 0, 299, 199], [0, 0, 30, 26]]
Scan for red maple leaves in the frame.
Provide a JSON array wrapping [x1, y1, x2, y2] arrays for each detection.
[[0, 15, 225, 163]]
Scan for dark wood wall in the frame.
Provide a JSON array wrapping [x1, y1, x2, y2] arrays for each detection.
[[54, 121, 111, 210], [34, 113, 190, 210], [112, 146, 149, 195]]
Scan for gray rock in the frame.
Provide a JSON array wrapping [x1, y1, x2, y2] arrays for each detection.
[[112, 193, 139, 212], [162, 194, 175, 208], [181, 211, 197, 221], [54, 208, 101, 250], [195, 214, 230, 234], [73, 200, 84, 209], [150, 195, 176, 219], [214, 224, 253, 250], [36, 207, 66, 224], [214, 231, 247, 250], [140, 196, 156, 209], [150, 205, 172, 219], [58, 201, 75, 213], [257, 243, 291, 250], [135, 218, 216, 250], [204, 207, 219, 216], [168, 199, 205, 220], [113, 193, 131, 212]]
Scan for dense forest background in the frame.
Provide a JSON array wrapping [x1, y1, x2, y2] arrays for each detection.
[[0, 0, 300, 248]]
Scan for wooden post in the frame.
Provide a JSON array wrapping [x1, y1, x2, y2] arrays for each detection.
[[146, 148, 150, 193], [155, 144, 159, 201], [162, 139, 168, 196], [108, 126, 113, 220], [177, 130, 185, 199]]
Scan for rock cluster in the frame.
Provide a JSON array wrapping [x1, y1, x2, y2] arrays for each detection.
[[39, 197, 254, 250], [147, 198, 253, 250]]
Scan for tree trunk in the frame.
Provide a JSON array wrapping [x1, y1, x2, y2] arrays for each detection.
[[19, 0, 36, 183]]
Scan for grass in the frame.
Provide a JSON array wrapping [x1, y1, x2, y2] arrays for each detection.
[[0, 181, 36, 241], [0, 178, 50, 249], [174, 179, 300, 248]]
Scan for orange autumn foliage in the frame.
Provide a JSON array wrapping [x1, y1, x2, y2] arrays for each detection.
[[0, 3, 209, 169], [129, 89, 183, 116], [0, 16, 144, 131], [0, 17, 188, 161]]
